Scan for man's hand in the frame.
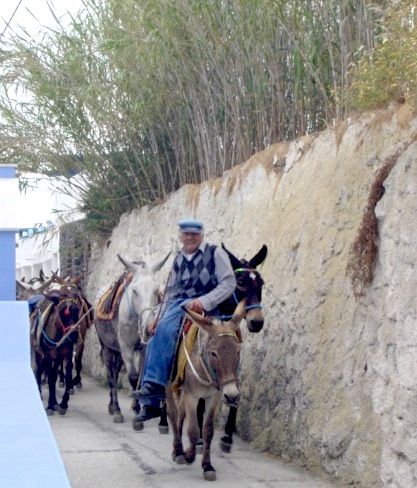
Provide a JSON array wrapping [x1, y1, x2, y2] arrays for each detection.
[[148, 318, 158, 336], [187, 298, 204, 314]]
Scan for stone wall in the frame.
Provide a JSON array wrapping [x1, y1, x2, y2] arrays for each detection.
[[59, 220, 91, 289], [83, 104, 417, 487]]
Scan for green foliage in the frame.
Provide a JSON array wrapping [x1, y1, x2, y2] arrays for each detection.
[[0, 0, 387, 236], [347, 1, 417, 110]]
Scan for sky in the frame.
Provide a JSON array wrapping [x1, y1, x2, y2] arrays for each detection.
[[0, 0, 84, 40], [0, 0, 85, 228]]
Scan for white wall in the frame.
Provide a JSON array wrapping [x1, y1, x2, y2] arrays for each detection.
[[15, 228, 60, 281]]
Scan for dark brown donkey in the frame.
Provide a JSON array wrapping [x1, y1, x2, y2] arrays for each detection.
[[166, 300, 245, 481], [53, 275, 94, 390], [209, 243, 267, 452], [157, 244, 267, 452], [31, 284, 81, 415]]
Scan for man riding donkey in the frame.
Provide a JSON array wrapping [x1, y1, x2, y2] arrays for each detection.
[[135, 218, 236, 423]]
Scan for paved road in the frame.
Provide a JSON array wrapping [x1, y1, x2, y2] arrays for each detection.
[[48, 377, 338, 488]]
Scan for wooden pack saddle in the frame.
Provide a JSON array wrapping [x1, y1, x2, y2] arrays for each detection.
[[95, 272, 133, 321]]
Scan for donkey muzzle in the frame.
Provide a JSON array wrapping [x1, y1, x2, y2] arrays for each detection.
[[222, 383, 240, 407], [247, 318, 264, 333]]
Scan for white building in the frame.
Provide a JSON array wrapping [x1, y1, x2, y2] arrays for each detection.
[[15, 174, 83, 281], [15, 223, 60, 281]]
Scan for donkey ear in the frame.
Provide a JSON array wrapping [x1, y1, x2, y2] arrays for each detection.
[[117, 254, 139, 273], [183, 306, 213, 330], [47, 293, 61, 305], [152, 250, 171, 273], [221, 243, 241, 269], [16, 279, 32, 291], [249, 245, 268, 268], [230, 299, 246, 327]]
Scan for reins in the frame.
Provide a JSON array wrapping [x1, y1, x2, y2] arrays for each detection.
[[53, 305, 94, 348], [182, 328, 212, 387], [132, 269, 173, 391], [216, 266, 263, 320], [183, 326, 240, 389]]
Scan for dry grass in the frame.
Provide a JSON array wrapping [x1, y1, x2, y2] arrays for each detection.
[[347, 149, 402, 297]]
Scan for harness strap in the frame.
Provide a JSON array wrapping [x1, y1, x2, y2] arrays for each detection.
[[183, 329, 212, 387], [55, 305, 94, 348]]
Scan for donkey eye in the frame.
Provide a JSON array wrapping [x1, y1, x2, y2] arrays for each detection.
[[210, 351, 218, 359]]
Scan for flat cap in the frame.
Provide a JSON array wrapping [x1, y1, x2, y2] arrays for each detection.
[[177, 218, 204, 233]]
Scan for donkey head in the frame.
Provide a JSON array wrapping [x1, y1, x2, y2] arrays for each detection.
[[185, 300, 245, 407], [117, 251, 171, 337], [222, 243, 267, 333], [45, 286, 81, 330]]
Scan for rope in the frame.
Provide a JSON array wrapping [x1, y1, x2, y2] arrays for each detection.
[[183, 328, 212, 387], [133, 270, 173, 391], [184, 327, 239, 389], [55, 305, 94, 348], [153, 270, 172, 328]]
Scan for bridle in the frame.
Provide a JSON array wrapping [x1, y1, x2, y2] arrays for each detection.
[[40, 295, 81, 347], [183, 326, 240, 389], [123, 282, 160, 345], [217, 266, 264, 320]]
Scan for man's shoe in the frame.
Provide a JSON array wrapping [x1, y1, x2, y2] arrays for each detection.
[[136, 404, 161, 422], [136, 381, 165, 398]]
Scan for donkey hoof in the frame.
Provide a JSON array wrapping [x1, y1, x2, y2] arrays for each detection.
[[203, 469, 216, 481], [184, 453, 196, 464], [172, 451, 185, 464], [158, 424, 169, 434], [175, 455, 185, 464], [132, 418, 144, 431], [196, 439, 203, 454], [113, 413, 124, 423], [46, 408, 55, 416], [220, 435, 232, 453], [57, 406, 67, 415]]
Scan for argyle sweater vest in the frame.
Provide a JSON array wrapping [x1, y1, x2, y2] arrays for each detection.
[[172, 245, 218, 299]]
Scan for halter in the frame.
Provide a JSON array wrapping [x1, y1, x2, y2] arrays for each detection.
[[183, 326, 240, 389], [216, 267, 263, 320], [123, 283, 159, 345], [40, 296, 83, 348]]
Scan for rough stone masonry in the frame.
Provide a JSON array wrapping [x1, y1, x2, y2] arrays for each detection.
[[83, 103, 417, 488]]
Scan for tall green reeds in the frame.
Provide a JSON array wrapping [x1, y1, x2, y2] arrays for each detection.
[[0, 0, 387, 235]]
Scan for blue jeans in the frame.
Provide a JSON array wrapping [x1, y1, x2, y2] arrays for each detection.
[[140, 298, 190, 407]]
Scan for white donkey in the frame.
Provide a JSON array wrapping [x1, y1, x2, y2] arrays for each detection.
[[95, 252, 171, 426]]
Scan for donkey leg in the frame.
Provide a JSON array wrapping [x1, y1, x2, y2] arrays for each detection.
[[158, 401, 169, 434], [166, 387, 185, 464], [58, 358, 65, 388], [184, 395, 200, 465], [46, 360, 59, 415], [220, 406, 237, 453], [196, 398, 205, 453], [72, 342, 84, 388], [58, 351, 74, 415], [112, 352, 125, 423], [130, 363, 144, 431], [201, 396, 220, 481], [102, 348, 124, 422], [35, 355, 46, 398]]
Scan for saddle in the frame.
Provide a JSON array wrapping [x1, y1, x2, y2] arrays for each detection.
[[95, 272, 133, 321], [171, 318, 197, 393], [31, 300, 55, 350]]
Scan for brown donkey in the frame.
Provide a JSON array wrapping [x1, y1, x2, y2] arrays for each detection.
[[166, 300, 245, 481]]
